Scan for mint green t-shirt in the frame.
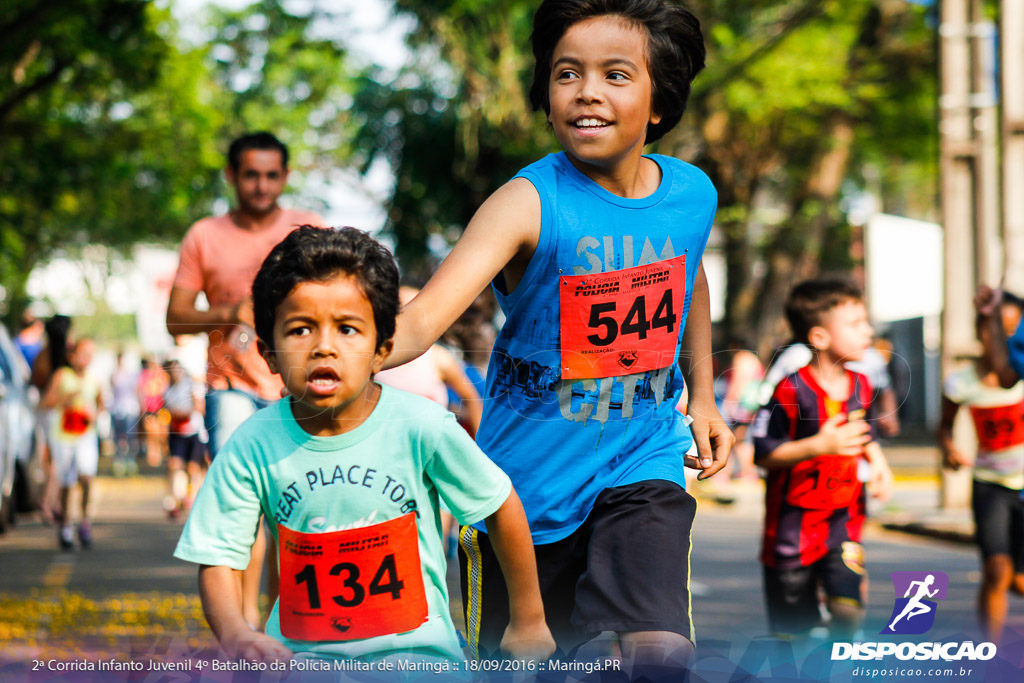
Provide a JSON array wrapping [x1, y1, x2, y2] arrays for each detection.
[[174, 385, 512, 662]]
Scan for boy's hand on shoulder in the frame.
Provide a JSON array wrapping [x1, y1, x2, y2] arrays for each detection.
[[816, 414, 870, 456], [499, 618, 556, 661], [222, 627, 293, 665], [685, 400, 734, 480]]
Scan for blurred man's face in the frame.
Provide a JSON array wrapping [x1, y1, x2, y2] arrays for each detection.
[[226, 148, 288, 217]]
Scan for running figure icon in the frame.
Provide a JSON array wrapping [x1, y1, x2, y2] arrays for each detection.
[[888, 574, 940, 631]]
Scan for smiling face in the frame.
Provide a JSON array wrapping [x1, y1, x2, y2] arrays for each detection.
[[226, 148, 288, 218], [261, 274, 393, 436], [547, 15, 661, 176]]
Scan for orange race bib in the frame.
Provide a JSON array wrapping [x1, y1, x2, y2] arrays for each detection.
[[559, 255, 686, 380], [277, 513, 428, 642], [785, 456, 861, 510], [61, 408, 91, 435], [970, 402, 1024, 452]]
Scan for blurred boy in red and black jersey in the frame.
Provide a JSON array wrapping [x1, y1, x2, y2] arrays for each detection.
[[751, 279, 893, 639]]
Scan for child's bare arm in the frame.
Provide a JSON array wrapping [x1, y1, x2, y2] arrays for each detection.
[[975, 285, 1019, 388], [680, 265, 734, 479], [759, 414, 870, 469], [938, 396, 969, 470], [434, 346, 483, 437], [39, 372, 62, 410], [483, 489, 556, 660], [388, 179, 540, 368], [198, 565, 292, 662], [864, 441, 893, 502]]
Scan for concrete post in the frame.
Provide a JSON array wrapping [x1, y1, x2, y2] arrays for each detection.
[[939, 0, 977, 509], [1003, 0, 1024, 294]]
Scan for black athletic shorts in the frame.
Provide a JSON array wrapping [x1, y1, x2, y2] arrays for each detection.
[[973, 479, 1024, 569], [763, 542, 865, 635], [458, 479, 696, 659], [168, 433, 205, 465]]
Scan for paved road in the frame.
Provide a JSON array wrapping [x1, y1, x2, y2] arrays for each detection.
[[3, 473, 1024, 681]]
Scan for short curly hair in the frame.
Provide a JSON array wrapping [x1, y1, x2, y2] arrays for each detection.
[[529, 0, 706, 145], [252, 226, 399, 351]]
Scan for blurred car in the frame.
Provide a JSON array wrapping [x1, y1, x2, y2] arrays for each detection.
[[0, 321, 40, 533]]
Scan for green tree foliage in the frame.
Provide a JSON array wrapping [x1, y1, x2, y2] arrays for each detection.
[[0, 1, 222, 322], [351, 0, 556, 273], [201, 0, 358, 201], [680, 0, 937, 349], [0, 0, 361, 324], [351, 0, 936, 344]]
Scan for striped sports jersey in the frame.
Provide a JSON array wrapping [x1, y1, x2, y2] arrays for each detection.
[[752, 365, 876, 568]]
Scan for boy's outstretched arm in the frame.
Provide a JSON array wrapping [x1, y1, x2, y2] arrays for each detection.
[[198, 565, 292, 663], [680, 265, 734, 479], [974, 285, 1021, 388], [387, 179, 540, 368], [483, 489, 556, 660]]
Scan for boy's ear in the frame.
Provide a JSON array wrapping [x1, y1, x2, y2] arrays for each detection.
[[372, 339, 395, 374], [807, 326, 830, 352], [258, 338, 279, 374]]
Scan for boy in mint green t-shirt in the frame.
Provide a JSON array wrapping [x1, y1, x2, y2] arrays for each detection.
[[175, 226, 554, 664]]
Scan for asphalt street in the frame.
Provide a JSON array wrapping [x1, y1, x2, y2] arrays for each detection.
[[2, 472, 1024, 681]]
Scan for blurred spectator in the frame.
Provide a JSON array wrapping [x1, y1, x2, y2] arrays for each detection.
[[718, 338, 764, 481], [380, 287, 484, 437], [162, 360, 206, 519], [443, 289, 499, 405], [30, 314, 73, 526], [109, 352, 141, 477], [137, 357, 168, 467], [165, 131, 324, 630], [40, 338, 102, 550], [14, 311, 45, 369]]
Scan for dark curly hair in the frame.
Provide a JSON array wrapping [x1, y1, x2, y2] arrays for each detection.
[[252, 226, 399, 351], [529, 0, 706, 145], [785, 279, 864, 345]]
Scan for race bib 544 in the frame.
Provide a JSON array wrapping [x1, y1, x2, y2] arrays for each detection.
[[559, 255, 686, 380]]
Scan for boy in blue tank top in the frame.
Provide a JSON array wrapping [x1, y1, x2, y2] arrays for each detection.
[[388, 0, 733, 673]]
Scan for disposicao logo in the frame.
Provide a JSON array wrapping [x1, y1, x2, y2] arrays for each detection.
[[831, 570, 997, 663], [881, 571, 948, 635]]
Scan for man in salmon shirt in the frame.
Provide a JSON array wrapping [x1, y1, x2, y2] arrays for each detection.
[[167, 131, 324, 630]]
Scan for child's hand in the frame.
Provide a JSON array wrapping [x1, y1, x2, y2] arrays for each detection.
[[868, 457, 894, 503], [222, 628, 292, 664], [499, 619, 556, 661], [974, 285, 1002, 317], [816, 414, 870, 456], [942, 446, 970, 471], [685, 401, 735, 480]]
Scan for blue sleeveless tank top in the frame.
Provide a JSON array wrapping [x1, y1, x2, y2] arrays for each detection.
[[475, 152, 717, 543]]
